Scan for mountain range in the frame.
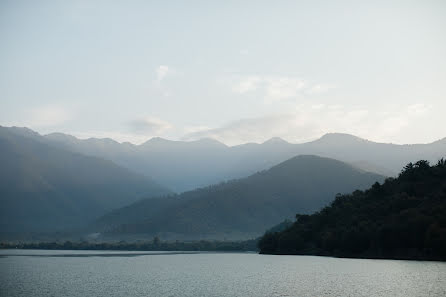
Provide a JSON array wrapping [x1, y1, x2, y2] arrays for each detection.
[[44, 130, 446, 192], [0, 126, 170, 233], [1, 125, 444, 240]]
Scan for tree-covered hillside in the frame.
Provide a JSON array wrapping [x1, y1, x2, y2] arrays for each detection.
[[258, 160, 446, 260], [94, 155, 384, 240]]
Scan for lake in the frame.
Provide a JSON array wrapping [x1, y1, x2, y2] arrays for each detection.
[[1, 249, 445, 297]]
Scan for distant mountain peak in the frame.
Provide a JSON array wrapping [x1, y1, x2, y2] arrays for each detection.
[[193, 138, 227, 147], [46, 133, 121, 146], [274, 154, 348, 168], [84, 137, 120, 145], [263, 137, 290, 145], [316, 133, 367, 143], [141, 137, 175, 146], [3, 126, 41, 139], [45, 132, 78, 142], [142, 137, 227, 148], [149, 136, 168, 142]]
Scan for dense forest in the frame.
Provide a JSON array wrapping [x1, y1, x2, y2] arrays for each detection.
[[258, 160, 446, 261]]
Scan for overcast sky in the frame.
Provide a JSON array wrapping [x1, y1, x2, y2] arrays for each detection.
[[1, 0, 445, 145]]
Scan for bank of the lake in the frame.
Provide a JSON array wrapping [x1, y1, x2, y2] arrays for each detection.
[[0, 239, 257, 252]]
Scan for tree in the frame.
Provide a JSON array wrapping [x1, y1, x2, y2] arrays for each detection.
[[258, 159, 446, 261]]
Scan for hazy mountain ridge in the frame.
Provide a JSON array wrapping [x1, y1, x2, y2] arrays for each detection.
[[2, 125, 443, 238], [92, 155, 385, 240], [0, 126, 171, 233], [42, 130, 446, 192]]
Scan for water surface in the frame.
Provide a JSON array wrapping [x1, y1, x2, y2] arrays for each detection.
[[1, 249, 445, 297]]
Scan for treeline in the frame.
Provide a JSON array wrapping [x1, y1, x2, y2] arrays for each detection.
[[258, 160, 446, 261], [0, 238, 258, 252]]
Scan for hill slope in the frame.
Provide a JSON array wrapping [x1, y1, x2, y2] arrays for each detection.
[[94, 155, 384, 240], [0, 127, 171, 233], [258, 160, 446, 261]]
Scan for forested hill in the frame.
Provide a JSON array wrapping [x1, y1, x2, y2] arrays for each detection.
[[94, 155, 384, 240], [258, 160, 446, 261]]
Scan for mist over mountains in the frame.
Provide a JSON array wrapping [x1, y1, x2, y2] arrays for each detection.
[[0, 127, 170, 233], [1, 125, 444, 240], [45, 129, 446, 192]]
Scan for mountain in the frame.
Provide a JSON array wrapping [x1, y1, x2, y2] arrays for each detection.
[[299, 133, 446, 177], [44, 130, 446, 192], [258, 160, 446, 261], [46, 133, 231, 192], [92, 155, 385, 240], [0, 126, 171, 233]]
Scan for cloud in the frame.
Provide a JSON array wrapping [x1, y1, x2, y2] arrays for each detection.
[[407, 103, 430, 116], [182, 125, 212, 134], [183, 114, 302, 145], [152, 65, 175, 96], [230, 75, 335, 101], [28, 105, 72, 127], [305, 83, 337, 95], [265, 77, 307, 99], [232, 76, 263, 93], [156, 65, 169, 83], [71, 130, 152, 145], [128, 116, 173, 135], [70, 116, 174, 145], [44, 104, 433, 147], [232, 75, 307, 100], [183, 103, 432, 146]]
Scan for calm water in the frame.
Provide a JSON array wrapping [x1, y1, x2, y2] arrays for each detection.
[[1, 249, 445, 297]]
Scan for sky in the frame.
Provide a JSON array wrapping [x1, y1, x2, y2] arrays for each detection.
[[1, 0, 445, 145]]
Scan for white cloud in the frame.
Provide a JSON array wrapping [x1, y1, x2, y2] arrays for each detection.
[[306, 83, 337, 95], [183, 103, 433, 146], [407, 103, 431, 116], [156, 65, 169, 83], [45, 103, 433, 146], [28, 105, 72, 127], [70, 116, 174, 145], [230, 75, 335, 101], [152, 65, 175, 96], [71, 130, 152, 145], [129, 116, 173, 135], [183, 113, 318, 145], [264, 76, 306, 99], [232, 76, 262, 93], [182, 125, 212, 134]]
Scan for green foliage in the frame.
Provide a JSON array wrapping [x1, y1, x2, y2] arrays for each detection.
[[258, 160, 446, 261]]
